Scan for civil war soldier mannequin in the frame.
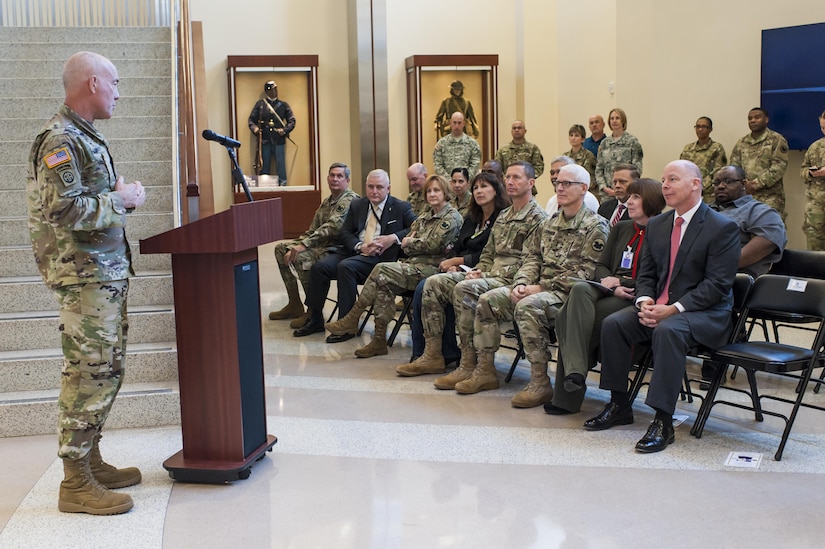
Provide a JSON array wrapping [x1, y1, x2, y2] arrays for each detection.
[[434, 80, 479, 139], [248, 80, 296, 184]]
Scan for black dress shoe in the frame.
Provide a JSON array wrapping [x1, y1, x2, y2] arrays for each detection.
[[293, 317, 325, 337], [583, 403, 634, 431], [635, 418, 675, 453], [544, 402, 575, 415], [326, 333, 355, 344]]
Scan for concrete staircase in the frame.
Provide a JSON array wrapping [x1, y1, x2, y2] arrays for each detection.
[[0, 26, 180, 437]]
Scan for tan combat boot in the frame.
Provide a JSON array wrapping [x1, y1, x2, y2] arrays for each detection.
[[354, 318, 389, 358], [434, 344, 477, 390], [289, 310, 312, 329], [90, 434, 142, 489], [58, 455, 134, 515], [325, 300, 368, 336], [454, 351, 500, 394], [396, 335, 446, 376], [268, 282, 305, 320], [511, 361, 554, 408]]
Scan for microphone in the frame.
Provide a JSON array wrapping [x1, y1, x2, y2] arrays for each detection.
[[202, 129, 241, 148]]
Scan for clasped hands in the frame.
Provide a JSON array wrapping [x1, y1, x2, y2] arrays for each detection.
[[115, 176, 146, 210], [637, 298, 677, 328]]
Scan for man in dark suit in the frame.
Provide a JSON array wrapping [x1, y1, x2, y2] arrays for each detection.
[[597, 163, 638, 225], [583, 160, 740, 453], [294, 169, 416, 341]]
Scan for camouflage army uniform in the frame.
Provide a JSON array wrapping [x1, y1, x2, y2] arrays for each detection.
[[26, 104, 133, 460], [680, 139, 727, 203], [495, 140, 545, 178], [594, 132, 644, 202], [801, 136, 825, 250], [426, 199, 546, 349], [433, 133, 482, 179], [407, 190, 428, 217], [730, 128, 789, 219], [565, 147, 596, 181], [273, 188, 358, 292], [451, 191, 472, 218], [354, 203, 462, 326], [477, 207, 607, 361]]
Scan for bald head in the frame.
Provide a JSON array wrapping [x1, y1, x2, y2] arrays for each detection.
[[62, 51, 120, 123], [449, 112, 466, 137]]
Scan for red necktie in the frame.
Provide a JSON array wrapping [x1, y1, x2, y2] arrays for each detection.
[[610, 204, 626, 227], [656, 216, 684, 305]]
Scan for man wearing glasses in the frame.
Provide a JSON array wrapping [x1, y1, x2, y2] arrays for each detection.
[[679, 116, 727, 203], [456, 163, 608, 408]]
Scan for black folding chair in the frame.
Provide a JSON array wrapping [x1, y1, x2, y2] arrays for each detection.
[[691, 274, 825, 461]]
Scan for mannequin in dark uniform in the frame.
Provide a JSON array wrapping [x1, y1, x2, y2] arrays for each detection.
[[248, 81, 296, 184]]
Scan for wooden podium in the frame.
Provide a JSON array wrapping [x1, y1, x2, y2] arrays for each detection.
[[140, 199, 283, 483]]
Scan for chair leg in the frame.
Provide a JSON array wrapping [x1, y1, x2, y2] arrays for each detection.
[[774, 363, 817, 461], [690, 361, 727, 437], [504, 323, 525, 383], [744, 369, 764, 422], [357, 306, 372, 336], [681, 372, 694, 403], [387, 296, 413, 347], [627, 350, 653, 405]]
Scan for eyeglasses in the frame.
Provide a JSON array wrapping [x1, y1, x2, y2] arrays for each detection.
[[712, 178, 744, 186], [552, 180, 585, 189]]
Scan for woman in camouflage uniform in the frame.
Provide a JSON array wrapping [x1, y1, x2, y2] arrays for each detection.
[[594, 108, 644, 202], [325, 175, 463, 358]]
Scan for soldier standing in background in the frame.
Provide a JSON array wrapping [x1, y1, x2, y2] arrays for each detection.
[[27, 51, 146, 515], [730, 107, 789, 220], [564, 124, 596, 181], [594, 108, 644, 203], [268, 163, 359, 324], [433, 112, 482, 179], [680, 116, 727, 203], [248, 80, 296, 184], [801, 110, 825, 250], [495, 120, 545, 178], [434, 80, 479, 138]]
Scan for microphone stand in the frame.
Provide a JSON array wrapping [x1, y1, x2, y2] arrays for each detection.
[[226, 145, 253, 202]]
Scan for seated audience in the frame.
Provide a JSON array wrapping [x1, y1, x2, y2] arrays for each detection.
[[293, 169, 415, 340], [325, 175, 463, 358], [597, 163, 639, 226], [548, 178, 665, 415], [545, 156, 600, 215], [404, 172, 509, 368]]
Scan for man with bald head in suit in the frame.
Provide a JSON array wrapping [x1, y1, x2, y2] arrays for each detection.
[[583, 160, 740, 453]]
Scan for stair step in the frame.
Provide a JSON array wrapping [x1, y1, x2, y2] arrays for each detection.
[[0, 272, 172, 313], [0, 58, 172, 80], [3, 115, 172, 140], [0, 26, 170, 44], [0, 306, 176, 351], [0, 341, 178, 392], [0, 245, 171, 277], [1, 136, 173, 166], [1, 160, 173, 191], [0, 184, 173, 219], [0, 381, 181, 437], [0, 76, 172, 98], [0, 95, 172, 120], [0, 211, 173, 247], [1, 41, 171, 61]]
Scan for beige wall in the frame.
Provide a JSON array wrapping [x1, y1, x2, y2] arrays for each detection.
[[192, 0, 825, 249]]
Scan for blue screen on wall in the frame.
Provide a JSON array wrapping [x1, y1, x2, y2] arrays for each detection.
[[761, 22, 825, 150]]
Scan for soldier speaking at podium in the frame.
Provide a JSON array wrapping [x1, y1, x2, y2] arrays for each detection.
[[248, 80, 296, 184]]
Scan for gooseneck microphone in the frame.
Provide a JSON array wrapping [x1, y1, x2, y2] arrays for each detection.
[[202, 129, 241, 148]]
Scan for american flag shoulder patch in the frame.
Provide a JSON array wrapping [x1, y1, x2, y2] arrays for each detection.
[[44, 148, 72, 169]]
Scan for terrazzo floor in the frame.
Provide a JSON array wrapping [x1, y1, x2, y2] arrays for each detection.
[[1, 243, 824, 548]]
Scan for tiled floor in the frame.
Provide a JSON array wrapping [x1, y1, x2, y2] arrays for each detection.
[[1, 243, 824, 548]]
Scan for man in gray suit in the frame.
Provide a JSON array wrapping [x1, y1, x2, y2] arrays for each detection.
[[583, 160, 740, 453]]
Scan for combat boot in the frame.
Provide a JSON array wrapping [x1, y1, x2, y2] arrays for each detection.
[[268, 282, 304, 320], [289, 310, 312, 329], [396, 335, 445, 376], [325, 300, 368, 336], [434, 344, 477, 389], [511, 362, 554, 408], [454, 351, 500, 394], [354, 318, 388, 358], [90, 433, 142, 489], [58, 455, 134, 515]]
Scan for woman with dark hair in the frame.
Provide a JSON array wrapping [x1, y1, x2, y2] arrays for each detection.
[[547, 178, 665, 414], [565, 124, 596, 180], [450, 167, 472, 217], [594, 108, 644, 202], [325, 175, 463, 358], [402, 171, 509, 370]]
